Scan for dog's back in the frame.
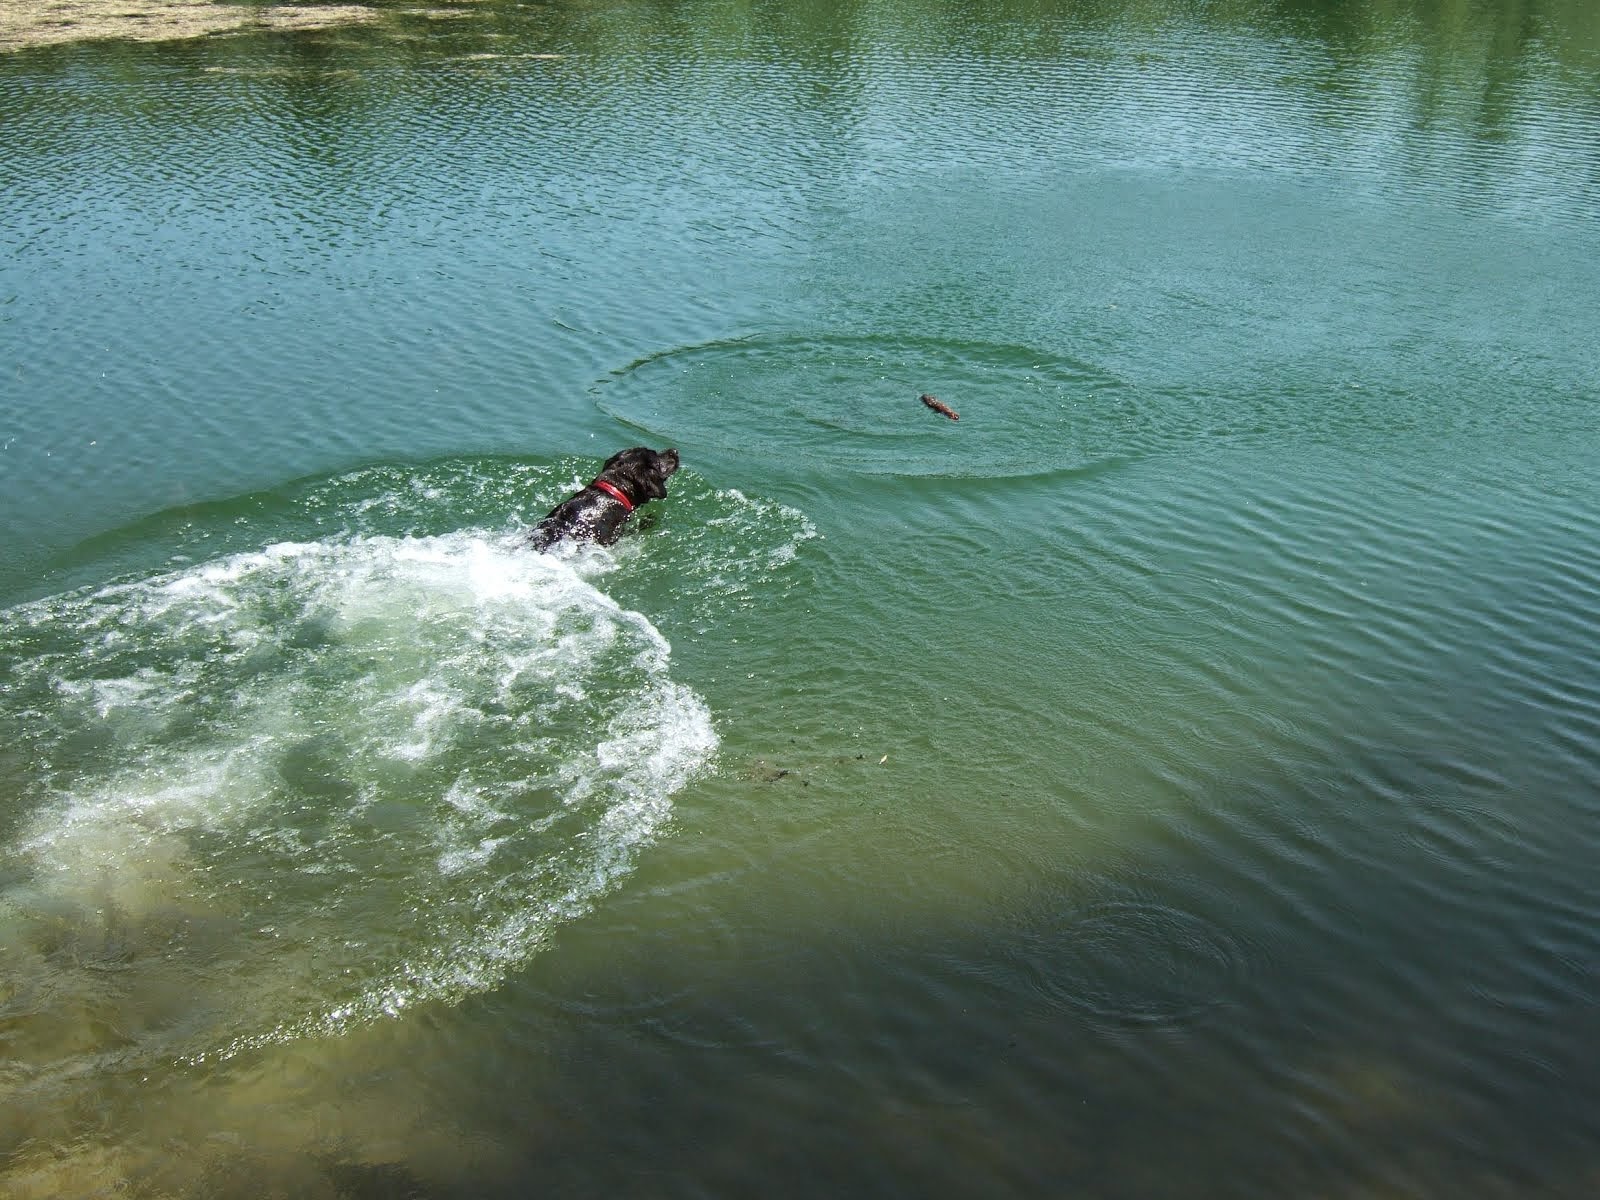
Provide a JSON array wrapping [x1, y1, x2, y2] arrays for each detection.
[[528, 447, 679, 551]]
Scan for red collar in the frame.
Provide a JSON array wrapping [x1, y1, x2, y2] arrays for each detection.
[[590, 478, 634, 513]]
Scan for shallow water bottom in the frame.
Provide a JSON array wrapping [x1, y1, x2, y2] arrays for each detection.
[[3, 454, 1599, 1200]]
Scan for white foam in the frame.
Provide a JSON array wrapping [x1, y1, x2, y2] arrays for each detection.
[[0, 530, 717, 1062]]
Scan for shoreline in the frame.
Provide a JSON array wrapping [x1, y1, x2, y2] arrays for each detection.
[[0, 2, 384, 53]]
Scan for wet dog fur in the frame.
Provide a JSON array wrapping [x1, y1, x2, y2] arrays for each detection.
[[526, 447, 680, 551]]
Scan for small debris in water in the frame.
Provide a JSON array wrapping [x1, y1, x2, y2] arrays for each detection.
[[919, 393, 959, 421]]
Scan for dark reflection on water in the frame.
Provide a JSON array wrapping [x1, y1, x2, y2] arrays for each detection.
[[3, 2, 1600, 1198]]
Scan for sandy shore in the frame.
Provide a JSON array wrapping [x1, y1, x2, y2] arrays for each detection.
[[0, 2, 384, 52]]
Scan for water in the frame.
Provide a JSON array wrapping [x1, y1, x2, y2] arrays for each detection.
[[2, 1, 1599, 1195]]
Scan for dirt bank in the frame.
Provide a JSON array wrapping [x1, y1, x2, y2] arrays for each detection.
[[0, 2, 383, 52]]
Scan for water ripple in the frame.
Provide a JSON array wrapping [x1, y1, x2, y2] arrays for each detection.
[[994, 889, 1264, 1029]]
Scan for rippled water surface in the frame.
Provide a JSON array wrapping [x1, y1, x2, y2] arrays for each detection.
[[3, 1, 1599, 1196]]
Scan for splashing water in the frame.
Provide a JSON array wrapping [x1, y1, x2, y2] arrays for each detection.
[[0, 529, 717, 1068]]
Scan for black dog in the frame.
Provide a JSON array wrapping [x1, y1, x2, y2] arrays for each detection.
[[526, 447, 680, 550]]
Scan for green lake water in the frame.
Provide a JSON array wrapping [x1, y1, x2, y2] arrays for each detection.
[[3, 1, 1599, 1195]]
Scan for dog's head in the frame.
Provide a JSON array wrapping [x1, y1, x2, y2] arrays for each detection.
[[597, 447, 680, 503]]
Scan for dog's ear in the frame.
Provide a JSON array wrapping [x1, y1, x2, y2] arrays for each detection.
[[632, 458, 671, 500], [647, 449, 679, 498], [599, 447, 676, 502], [600, 448, 643, 475]]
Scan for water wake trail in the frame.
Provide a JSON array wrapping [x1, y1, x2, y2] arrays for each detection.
[[0, 529, 717, 1071]]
